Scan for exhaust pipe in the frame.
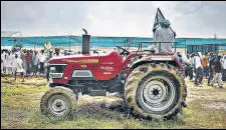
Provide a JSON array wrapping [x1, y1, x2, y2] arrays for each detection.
[[82, 29, 90, 54]]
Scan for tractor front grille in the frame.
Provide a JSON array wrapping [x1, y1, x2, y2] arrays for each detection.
[[72, 70, 93, 77], [49, 73, 63, 79]]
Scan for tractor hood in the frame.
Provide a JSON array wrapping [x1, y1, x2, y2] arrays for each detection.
[[48, 52, 120, 64], [48, 54, 100, 64]]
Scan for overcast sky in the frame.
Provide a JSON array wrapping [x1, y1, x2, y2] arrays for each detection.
[[1, 1, 226, 38]]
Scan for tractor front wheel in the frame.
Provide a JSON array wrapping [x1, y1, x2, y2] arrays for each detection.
[[40, 86, 77, 118]]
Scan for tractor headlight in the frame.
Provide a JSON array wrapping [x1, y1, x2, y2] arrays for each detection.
[[49, 64, 67, 79], [50, 66, 56, 71]]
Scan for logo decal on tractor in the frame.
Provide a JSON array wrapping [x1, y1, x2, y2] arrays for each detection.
[[100, 66, 114, 71]]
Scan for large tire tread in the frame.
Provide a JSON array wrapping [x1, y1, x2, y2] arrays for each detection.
[[124, 63, 187, 119], [40, 86, 77, 118]]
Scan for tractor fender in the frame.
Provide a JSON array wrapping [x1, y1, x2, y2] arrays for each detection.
[[130, 55, 181, 70], [130, 59, 152, 70]]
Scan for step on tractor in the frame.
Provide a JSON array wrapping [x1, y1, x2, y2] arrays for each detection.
[[40, 42, 187, 119]]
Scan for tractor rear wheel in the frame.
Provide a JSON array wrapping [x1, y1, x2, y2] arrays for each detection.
[[124, 63, 187, 119], [40, 86, 77, 118]]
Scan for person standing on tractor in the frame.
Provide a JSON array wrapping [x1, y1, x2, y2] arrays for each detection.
[[194, 53, 203, 86], [152, 19, 175, 53]]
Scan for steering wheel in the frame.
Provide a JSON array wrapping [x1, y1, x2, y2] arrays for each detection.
[[115, 46, 130, 55]]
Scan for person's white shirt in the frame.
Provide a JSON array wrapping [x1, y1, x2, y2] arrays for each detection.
[[1, 52, 6, 72], [7, 53, 13, 68], [11, 54, 17, 72], [33, 54, 39, 65], [2, 52, 8, 68], [1, 52, 5, 61], [14, 51, 20, 58], [14, 57, 24, 73], [152, 26, 175, 53], [223, 55, 226, 69], [191, 56, 195, 67], [194, 56, 203, 69], [1, 52, 5, 64], [39, 53, 46, 63]]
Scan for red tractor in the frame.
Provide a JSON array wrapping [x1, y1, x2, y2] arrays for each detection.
[[40, 44, 187, 119]]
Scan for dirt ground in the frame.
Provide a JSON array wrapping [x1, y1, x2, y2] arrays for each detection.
[[1, 76, 226, 129]]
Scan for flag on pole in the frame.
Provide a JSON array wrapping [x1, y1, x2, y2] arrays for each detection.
[[153, 8, 174, 32], [44, 41, 52, 52], [153, 8, 165, 32]]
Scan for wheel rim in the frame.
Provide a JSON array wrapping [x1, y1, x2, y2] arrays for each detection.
[[48, 95, 69, 116], [140, 76, 176, 113]]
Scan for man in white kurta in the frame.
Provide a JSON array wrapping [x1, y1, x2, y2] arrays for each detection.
[[13, 54, 25, 81], [6, 51, 13, 75], [1, 50, 5, 73], [11, 51, 17, 74], [1, 50, 8, 74]]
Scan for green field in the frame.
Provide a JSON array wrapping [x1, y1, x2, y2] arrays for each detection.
[[1, 76, 226, 129]]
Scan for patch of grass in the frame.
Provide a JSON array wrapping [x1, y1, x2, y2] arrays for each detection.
[[1, 77, 226, 129], [182, 99, 226, 129]]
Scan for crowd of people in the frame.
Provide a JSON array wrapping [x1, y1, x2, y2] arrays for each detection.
[[1, 47, 63, 82], [181, 52, 226, 88], [1, 47, 226, 88]]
